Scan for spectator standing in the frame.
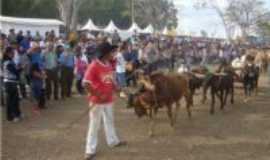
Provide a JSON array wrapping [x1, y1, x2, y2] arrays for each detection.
[[8, 29, 16, 43], [27, 42, 43, 68], [123, 43, 138, 86], [2, 47, 22, 122], [43, 43, 59, 100], [74, 46, 87, 95], [26, 30, 32, 40], [30, 62, 46, 113], [16, 30, 24, 44], [34, 31, 42, 42], [115, 43, 127, 98], [112, 30, 121, 45], [59, 45, 74, 98], [14, 45, 29, 98]]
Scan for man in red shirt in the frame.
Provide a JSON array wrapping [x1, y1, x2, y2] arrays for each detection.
[[83, 42, 126, 160]]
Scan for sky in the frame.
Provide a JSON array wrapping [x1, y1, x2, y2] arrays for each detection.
[[172, 0, 270, 38]]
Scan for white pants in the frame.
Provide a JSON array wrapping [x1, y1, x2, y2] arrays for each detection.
[[85, 103, 120, 154]]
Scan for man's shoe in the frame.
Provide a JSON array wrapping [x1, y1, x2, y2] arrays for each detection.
[[13, 117, 21, 123], [119, 92, 127, 98], [113, 141, 127, 148], [32, 106, 41, 116], [85, 153, 96, 160]]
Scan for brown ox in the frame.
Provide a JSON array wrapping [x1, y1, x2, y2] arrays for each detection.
[[127, 72, 191, 137]]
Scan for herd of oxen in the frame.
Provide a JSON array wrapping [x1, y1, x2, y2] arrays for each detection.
[[125, 47, 270, 137]]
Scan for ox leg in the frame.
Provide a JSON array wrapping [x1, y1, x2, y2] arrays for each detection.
[[243, 82, 249, 102], [255, 78, 259, 96], [201, 86, 208, 104], [231, 84, 234, 104], [190, 89, 195, 106], [148, 108, 155, 137], [185, 94, 192, 118], [174, 102, 180, 124], [223, 89, 229, 107], [167, 105, 174, 127], [219, 90, 224, 110], [210, 88, 215, 115]]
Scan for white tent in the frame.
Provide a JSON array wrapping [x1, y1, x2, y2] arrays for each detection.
[[104, 20, 119, 33], [142, 24, 154, 34], [162, 27, 168, 35], [127, 22, 143, 33], [0, 16, 64, 37], [81, 19, 101, 31]]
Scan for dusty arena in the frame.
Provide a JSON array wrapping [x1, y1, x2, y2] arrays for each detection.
[[2, 75, 270, 160]]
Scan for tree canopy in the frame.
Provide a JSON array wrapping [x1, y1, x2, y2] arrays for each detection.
[[2, 0, 178, 31], [195, 0, 270, 41]]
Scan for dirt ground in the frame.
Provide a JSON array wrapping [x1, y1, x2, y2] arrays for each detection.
[[2, 76, 270, 160]]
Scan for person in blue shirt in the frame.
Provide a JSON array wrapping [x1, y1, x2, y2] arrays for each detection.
[[30, 62, 46, 114], [16, 30, 24, 44], [58, 44, 75, 98], [20, 37, 31, 52], [27, 42, 43, 69]]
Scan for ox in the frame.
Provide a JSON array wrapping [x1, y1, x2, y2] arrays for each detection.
[[127, 72, 191, 137], [202, 63, 235, 115]]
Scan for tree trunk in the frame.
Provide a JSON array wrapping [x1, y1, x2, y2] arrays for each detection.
[[70, 0, 80, 31], [215, 7, 233, 41], [57, 0, 74, 33]]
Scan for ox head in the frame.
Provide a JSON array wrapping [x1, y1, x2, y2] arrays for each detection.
[[125, 70, 154, 108], [125, 70, 156, 118], [126, 92, 148, 118]]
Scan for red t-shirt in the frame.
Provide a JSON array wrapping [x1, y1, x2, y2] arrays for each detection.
[[83, 59, 114, 104]]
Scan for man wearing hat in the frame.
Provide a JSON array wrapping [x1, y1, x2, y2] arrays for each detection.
[[83, 42, 126, 160]]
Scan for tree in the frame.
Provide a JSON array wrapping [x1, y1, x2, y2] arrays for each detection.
[[201, 30, 208, 38], [194, 0, 235, 41], [257, 21, 270, 42], [2, 0, 58, 18], [225, 0, 270, 39], [195, 0, 270, 41], [56, 0, 87, 32], [78, 0, 131, 28], [2, 0, 178, 32], [134, 0, 178, 30]]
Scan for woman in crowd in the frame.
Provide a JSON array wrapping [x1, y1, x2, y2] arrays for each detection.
[[2, 47, 22, 122], [115, 42, 127, 98], [74, 46, 87, 95]]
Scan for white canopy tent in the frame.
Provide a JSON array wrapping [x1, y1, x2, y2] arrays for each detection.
[[142, 24, 154, 34], [162, 27, 168, 35], [81, 19, 101, 31], [127, 22, 143, 33], [104, 20, 120, 33], [0, 16, 64, 37]]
